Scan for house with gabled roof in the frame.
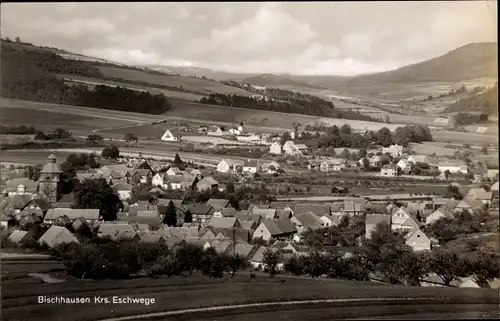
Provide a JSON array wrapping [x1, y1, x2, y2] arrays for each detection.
[[464, 187, 492, 205], [381, 163, 399, 177], [206, 199, 231, 211], [207, 217, 241, 229], [234, 213, 262, 226], [161, 129, 178, 141], [2, 178, 39, 197], [8, 229, 37, 246], [391, 207, 420, 232], [217, 159, 244, 174], [365, 214, 391, 239], [232, 243, 258, 260], [251, 208, 277, 220], [213, 207, 237, 218], [111, 181, 133, 201], [438, 161, 468, 174], [44, 208, 100, 224], [404, 228, 433, 252], [182, 203, 215, 223], [269, 142, 282, 155], [98, 223, 136, 239], [161, 227, 200, 239], [292, 203, 330, 217], [291, 212, 324, 234], [248, 246, 268, 269], [37, 226, 78, 248], [139, 233, 166, 244], [454, 199, 484, 214], [196, 177, 218, 192], [243, 159, 259, 173], [252, 219, 297, 242], [342, 198, 371, 216], [319, 214, 342, 227], [425, 206, 455, 225]]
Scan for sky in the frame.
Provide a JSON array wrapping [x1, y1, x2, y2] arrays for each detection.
[[1, 2, 497, 76]]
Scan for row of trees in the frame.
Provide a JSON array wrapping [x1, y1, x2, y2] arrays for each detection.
[[199, 93, 381, 122], [51, 240, 245, 280], [453, 112, 489, 126], [446, 82, 498, 115], [0, 125, 73, 141], [1, 42, 171, 114], [272, 222, 498, 287]]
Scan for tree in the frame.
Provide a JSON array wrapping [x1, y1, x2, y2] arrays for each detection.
[[124, 133, 138, 145], [339, 149, 351, 159], [86, 134, 103, 145], [163, 202, 177, 226], [88, 153, 99, 169], [339, 124, 352, 135], [25, 164, 42, 181], [376, 127, 393, 147], [426, 248, 466, 286], [173, 153, 182, 166], [280, 132, 292, 146], [444, 184, 463, 200], [15, 36, 21, 43], [102, 145, 120, 159], [444, 170, 451, 179], [263, 249, 281, 277], [73, 179, 123, 221], [468, 250, 500, 287], [226, 182, 235, 193], [137, 161, 152, 170], [481, 146, 488, 155], [183, 209, 193, 223], [225, 253, 246, 278], [284, 254, 305, 276], [358, 149, 368, 158]]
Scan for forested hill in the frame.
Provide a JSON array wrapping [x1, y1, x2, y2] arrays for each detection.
[[0, 40, 171, 114], [446, 83, 498, 116]]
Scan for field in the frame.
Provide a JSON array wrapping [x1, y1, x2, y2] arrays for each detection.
[[59, 74, 206, 101], [181, 136, 249, 145], [2, 255, 497, 321], [96, 66, 255, 97], [1, 98, 498, 146]]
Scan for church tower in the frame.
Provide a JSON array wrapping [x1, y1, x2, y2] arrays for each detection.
[[38, 154, 63, 203]]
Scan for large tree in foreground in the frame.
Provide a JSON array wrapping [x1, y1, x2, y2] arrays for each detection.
[[73, 178, 123, 221]]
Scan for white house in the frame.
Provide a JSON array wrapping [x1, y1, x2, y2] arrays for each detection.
[[269, 142, 282, 155], [261, 161, 280, 174], [320, 159, 347, 172], [382, 144, 403, 157], [397, 158, 411, 171], [166, 167, 182, 176], [438, 161, 468, 174], [391, 207, 420, 232], [151, 173, 169, 189], [161, 129, 178, 141], [207, 126, 223, 136], [408, 155, 428, 164], [217, 159, 243, 174], [380, 164, 399, 177], [228, 128, 241, 135], [283, 141, 308, 156], [111, 182, 133, 201], [243, 159, 258, 174], [404, 228, 432, 252]]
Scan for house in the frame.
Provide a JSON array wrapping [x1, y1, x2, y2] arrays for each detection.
[[425, 206, 454, 225], [190, 169, 203, 179], [382, 144, 403, 157], [391, 207, 420, 231], [183, 203, 216, 223], [331, 186, 348, 195], [216, 159, 243, 174], [232, 243, 258, 260], [196, 177, 218, 192], [234, 213, 262, 227], [228, 128, 241, 135], [236, 134, 261, 143], [397, 158, 411, 171], [320, 159, 347, 172], [152, 173, 168, 188], [365, 214, 391, 239], [319, 214, 342, 227], [404, 228, 432, 251], [291, 212, 324, 234], [207, 126, 223, 136], [161, 129, 178, 141], [269, 142, 282, 155], [261, 161, 280, 174], [252, 219, 297, 242], [111, 181, 133, 201], [161, 227, 200, 240], [380, 164, 399, 177], [8, 229, 37, 246], [99, 165, 130, 179], [140, 233, 167, 244], [2, 178, 39, 197], [208, 239, 233, 254], [98, 223, 136, 239], [206, 199, 231, 211], [487, 169, 499, 180], [407, 155, 428, 164], [438, 161, 468, 174], [283, 141, 306, 156], [251, 208, 277, 220], [75, 170, 102, 183], [292, 203, 330, 217], [450, 277, 481, 288], [243, 159, 258, 173], [117, 215, 163, 230], [52, 193, 75, 209], [207, 217, 241, 229], [469, 167, 488, 183], [166, 167, 182, 176], [341, 198, 371, 216], [130, 169, 153, 184], [37, 226, 78, 248], [44, 208, 100, 224], [464, 187, 492, 205], [454, 199, 484, 214], [248, 246, 268, 270]]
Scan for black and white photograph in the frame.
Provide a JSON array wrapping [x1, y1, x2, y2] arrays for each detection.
[[0, 1, 498, 320]]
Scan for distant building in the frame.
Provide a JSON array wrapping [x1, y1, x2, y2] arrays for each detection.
[[397, 159, 411, 171], [111, 181, 133, 201], [404, 228, 433, 252], [269, 142, 282, 155], [464, 187, 492, 205], [196, 177, 218, 192], [391, 207, 420, 232], [243, 159, 258, 173], [252, 219, 297, 242], [216, 159, 243, 174], [38, 154, 63, 203], [380, 164, 399, 177], [282, 141, 308, 156], [2, 178, 38, 197], [207, 126, 223, 136], [438, 161, 468, 174], [320, 159, 347, 172], [161, 129, 178, 141], [382, 144, 403, 157]]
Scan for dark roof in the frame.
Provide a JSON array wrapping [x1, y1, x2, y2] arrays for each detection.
[[234, 213, 262, 225], [117, 215, 162, 227], [206, 199, 231, 210], [261, 219, 297, 235], [294, 212, 324, 230], [45, 208, 100, 221], [208, 217, 239, 229], [183, 203, 215, 215]]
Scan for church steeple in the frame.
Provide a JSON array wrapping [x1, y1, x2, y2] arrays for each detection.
[[39, 154, 63, 203]]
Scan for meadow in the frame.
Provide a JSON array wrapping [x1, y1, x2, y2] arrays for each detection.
[[1, 259, 496, 321], [96, 66, 255, 97]]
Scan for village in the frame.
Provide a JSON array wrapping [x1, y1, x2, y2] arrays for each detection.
[[1, 132, 499, 288]]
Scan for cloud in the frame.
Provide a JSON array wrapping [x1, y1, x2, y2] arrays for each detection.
[[1, 2, 497, 75]]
